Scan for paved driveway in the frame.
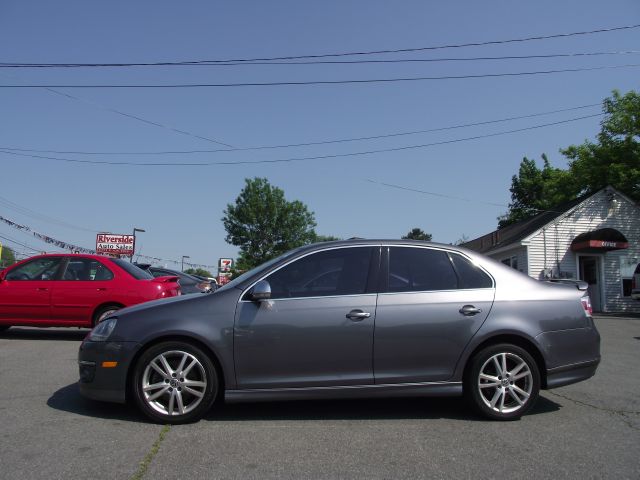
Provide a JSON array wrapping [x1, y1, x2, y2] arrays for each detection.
[[1, 316, 638, 479]]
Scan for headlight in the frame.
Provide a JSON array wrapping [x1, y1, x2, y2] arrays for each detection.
[[88, 318, 118, 341]]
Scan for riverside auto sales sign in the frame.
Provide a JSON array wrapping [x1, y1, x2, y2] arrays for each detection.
[[96, 234, 135, 255]]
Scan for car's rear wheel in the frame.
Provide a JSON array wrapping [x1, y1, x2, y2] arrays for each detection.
[[465, 343, 540, 420], [132, 341, 218, 424], [93, 305, 121, 327]]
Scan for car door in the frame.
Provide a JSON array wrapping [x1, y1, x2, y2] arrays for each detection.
[[374, 246, 495, 383], [50, 257, 115, 325], [0, 256, 63, 323], [234, 246, 380, 389]]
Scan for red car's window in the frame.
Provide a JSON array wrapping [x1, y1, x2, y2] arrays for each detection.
[[63, 258, 114, 281], [5, 257, 62, 281]]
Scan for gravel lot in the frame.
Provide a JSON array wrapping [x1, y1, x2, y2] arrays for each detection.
[[1, 315, 638, 480]]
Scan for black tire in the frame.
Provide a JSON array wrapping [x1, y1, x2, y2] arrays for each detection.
[[92, 305, 121, 327], [132, 341, 218, 424], [465, 343, 540, 420]]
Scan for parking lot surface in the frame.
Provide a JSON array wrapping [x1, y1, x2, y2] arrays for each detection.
[[1, 316, 638, 479]]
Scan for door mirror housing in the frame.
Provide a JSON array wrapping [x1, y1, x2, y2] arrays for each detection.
[[0, 270, 6, 282], [250, 280, 271, 301]]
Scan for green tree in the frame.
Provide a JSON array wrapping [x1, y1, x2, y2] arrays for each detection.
[[184, 268, 214, 278], [314, 234, 341, 242], [402, 228, 432, 241], [561, 89, 640, 202], [499, 89, 640, 228], [498, 154, 577, 228], [0, 245, 16, 268], [223, 177, 317, 270]]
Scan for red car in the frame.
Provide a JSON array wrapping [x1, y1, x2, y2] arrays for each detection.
[[0, 254, 180, 331]]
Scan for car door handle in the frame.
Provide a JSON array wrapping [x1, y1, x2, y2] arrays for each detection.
[[96, 288, 107, 291], [37, 287, 49, 291], [346, 309, 371, 321], [459, 305, 482, 316]]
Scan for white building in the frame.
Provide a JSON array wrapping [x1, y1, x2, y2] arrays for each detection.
[[463, 186, 639, 313]]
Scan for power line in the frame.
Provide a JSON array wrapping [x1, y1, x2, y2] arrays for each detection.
[[0, 102, 602, 156], [2, 51, 638, 68], [0, 194, 99, 232], [42, 88, 235, 148], [2, 24, 638, 66], [365, 179, 568, 214], [0, 233, 49, 253], [0, 113, 603, 167], [1, 64, 636, 88]]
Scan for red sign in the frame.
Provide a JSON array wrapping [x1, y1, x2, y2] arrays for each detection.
[[96, 234, 135, 255], [571, 240, 629, 252]]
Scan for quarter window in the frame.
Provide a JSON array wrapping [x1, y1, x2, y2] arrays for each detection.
[[449, 253, 493, 289], [5, 257, 62, 281], [265, 247, 373, 299]]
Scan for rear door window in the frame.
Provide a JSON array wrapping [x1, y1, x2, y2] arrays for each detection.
[[388, 247, 458, 292]]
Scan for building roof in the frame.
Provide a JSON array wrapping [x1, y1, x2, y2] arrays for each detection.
[[461, 194, 588, 254]]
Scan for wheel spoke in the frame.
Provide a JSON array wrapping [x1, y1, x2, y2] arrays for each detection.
[[501, 354, 507, 377], [509, 360, 526, 377], [182, 380, 206, 388], [479, 373, 500, 388], [177, 353, 188, 375], [147, 385, 170, 402], [159, 354, 174, 377], [150, 360, 168, 378], [183, 358, 198, 376], [176, 391, 185, 415], [512, 370, 531, 381], [167, 390, 176, 415], [492, 356, 503, 376], [489, 388, 502, 408], [499, 388, 506, 412], [183, 386, 204, 398], [144, 382, 167, 392], [509, 387, 525, 406], [512, 384, 530, 399]]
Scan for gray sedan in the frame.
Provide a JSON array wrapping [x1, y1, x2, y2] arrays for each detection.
[[78, 240, 600, 424]]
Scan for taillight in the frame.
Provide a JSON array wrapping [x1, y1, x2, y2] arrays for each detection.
[[581, 294, 593, 317]]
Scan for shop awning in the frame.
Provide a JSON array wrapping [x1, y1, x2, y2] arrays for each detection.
[[571, 228, 629, 253]]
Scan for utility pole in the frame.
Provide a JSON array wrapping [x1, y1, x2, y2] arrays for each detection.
[[132, 227, 145, 263], [182, 255, 190, 272]]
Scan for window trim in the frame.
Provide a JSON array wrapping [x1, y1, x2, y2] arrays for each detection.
[[240, 245, 381, 303], [380, 244, 495, 294]]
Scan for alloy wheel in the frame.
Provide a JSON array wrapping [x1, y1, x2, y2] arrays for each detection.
[[141, 350, 208, 416], [477, 352, 533, 414]]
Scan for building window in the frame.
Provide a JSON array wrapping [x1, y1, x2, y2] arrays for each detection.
[[501, 256, 518, 271], [619, 256, 637, 298]]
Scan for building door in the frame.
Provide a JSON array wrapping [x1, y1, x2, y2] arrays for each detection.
[[579, 256, 602, 312]]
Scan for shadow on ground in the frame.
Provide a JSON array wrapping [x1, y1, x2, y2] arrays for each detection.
[[0, 327, 88, 341], [48, 382, 561, 423]]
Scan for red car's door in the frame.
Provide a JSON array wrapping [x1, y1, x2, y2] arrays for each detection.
[[51, 257, 116, 326], [0, 256, 63, 323]]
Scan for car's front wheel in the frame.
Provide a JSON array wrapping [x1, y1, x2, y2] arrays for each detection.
[[465, 343, 540, 420], [132, 341, 218, 424]]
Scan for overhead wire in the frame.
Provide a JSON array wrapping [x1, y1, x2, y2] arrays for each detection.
[[1, 51, 638, 68], [2, 23, 638, 66], [0, 112, 604, 167], [1, 64, 636, 88], [0, 102, 602, 156]]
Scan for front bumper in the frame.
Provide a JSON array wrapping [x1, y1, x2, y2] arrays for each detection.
[[78, 340, 141, 404]]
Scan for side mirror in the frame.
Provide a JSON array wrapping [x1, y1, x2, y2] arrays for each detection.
[[250, 280, 271, 302], [0, 270, 5, 282]]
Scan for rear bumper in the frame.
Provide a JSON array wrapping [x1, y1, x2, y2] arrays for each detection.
[[545, 357, 600, 389], [78, 340, 141, 404]]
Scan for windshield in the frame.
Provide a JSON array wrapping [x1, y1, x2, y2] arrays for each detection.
[[113, 259, 154, 279], [215, 248, 304, 293]]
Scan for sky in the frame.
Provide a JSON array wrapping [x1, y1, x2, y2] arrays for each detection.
[[0, 1, 638, 272]]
